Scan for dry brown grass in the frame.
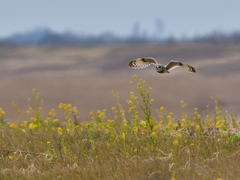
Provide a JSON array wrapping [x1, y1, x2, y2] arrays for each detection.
[[0, 76, 239, 180], [0, 44, 240, 121]]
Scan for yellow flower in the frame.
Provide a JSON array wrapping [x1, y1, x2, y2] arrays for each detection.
[[107, 120, 114, 124], [130, 94, 138, 100], [195, 125, 200, 131], [197, 114, 201, 119], [121, 132, 126, 139], [153, 124, 160, 130], [127, 100, 133, 105], [28, 123, 39, 130], [159, 106, 165, 111], [57, 127, 63, 136], [0, 107, 5, 116], [30, 117, 37, 122], [44, 119, 49, 124], [83, 122, 90, 127], [48, 108, 57, 117], [216, 120, 224, 128], [122, 119, 128, 126], [133, 113, 139, 121], [133, 126, 138, 133], [175, 132, 182, 138], [58, 103, 63, 109], [167, 119, 174, 126], [119, 109, 125, 114], [21, 121, 28, 127], [150, 131, 157, 137], [140, 120, 146, 127], [137, 86, 142, 91], [130, 91, 135, 95], [9, 123, 19, 129], [149, 98, 154, 103], [53, 118, 59, 124], [173, 139, 179, 146], [8, 155, 13, 160], [71, 106, 78, 113], [58, 103, 67, 110]]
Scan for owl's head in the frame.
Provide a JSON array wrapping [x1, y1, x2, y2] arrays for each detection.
[[155, 65, 167, 73]]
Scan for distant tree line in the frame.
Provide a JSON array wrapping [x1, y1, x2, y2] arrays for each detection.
[[1, 27, 240, 46], [189, 31, 240, 44]]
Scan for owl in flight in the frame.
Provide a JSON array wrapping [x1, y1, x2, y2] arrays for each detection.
[[129, 57, 196, 74]]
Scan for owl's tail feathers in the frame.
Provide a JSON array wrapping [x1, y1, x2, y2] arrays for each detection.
[[184, 64, 196, 73]]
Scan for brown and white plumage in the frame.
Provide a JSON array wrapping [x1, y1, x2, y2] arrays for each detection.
[[128, 57, 196, 74], [165, 61, 196, 72], [128, 57, 157, 69]]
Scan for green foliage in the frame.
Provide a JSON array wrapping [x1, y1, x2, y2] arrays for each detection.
[[0, 75, 239, 180]]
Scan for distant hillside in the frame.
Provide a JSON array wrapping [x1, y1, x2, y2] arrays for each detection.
[[7, 28, 55, 45]]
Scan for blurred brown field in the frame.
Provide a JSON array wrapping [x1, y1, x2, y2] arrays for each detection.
[[0, 43, 240, 121]]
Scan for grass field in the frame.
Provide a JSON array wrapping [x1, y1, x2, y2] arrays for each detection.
[[1, 44, 240, 121], [0, 76, 239, 180]]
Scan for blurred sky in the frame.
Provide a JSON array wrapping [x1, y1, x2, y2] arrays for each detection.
[[1, 0, 240, 38]]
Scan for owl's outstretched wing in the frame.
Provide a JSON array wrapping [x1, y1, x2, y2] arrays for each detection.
[[165, 61, 196, 73], [128, 57, 157, 69]]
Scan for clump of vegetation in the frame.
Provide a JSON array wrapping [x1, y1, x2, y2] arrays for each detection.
[[0, 75, 239, 180]]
